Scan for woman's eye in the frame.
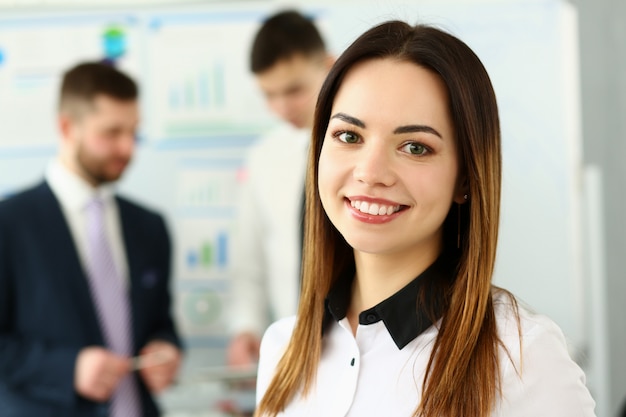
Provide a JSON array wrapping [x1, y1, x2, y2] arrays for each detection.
[[403, 142, 428, 155], [337, 131, 359, 144]]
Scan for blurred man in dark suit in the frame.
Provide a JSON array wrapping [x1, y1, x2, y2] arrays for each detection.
[[0, 61, 182, 417]]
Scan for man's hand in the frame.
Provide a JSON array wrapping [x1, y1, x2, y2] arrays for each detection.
[[74, 347, 130, 402], [227, 332, 261, 368], [137, 340, 182, 394]]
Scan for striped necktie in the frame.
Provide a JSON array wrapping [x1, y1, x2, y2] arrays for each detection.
[[85, 196, 141, 416]]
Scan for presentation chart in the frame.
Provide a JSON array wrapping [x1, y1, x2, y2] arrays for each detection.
[[176, 159, 243, 213], [143, 11, 273, 143], [176, 218, 233, 281], [0, 13, 142, 152], [167, 63, 225, 112], [175, 286, 228, 339], [174, 218, 233, 342], [185, 230, 229, 272], [170, 156, 243, 346]]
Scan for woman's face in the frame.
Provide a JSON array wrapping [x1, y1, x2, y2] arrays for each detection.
[[318, 58, 464, 259]]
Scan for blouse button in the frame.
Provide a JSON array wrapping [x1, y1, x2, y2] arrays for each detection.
[[366, 313, 377, 323]]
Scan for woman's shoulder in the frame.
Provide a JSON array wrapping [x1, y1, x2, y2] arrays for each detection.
[[261, 316, 298, 350], [258, 316, 297, 372], [491, 288, 573, 373], [492, 288, 569, 344], [256, 316, 298, 405], [491, 289, 596, 416]]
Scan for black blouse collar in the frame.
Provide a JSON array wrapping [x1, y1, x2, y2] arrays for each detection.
[[324, 253, 457, 350]]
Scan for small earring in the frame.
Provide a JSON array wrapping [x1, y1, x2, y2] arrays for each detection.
[[463, 194, 468, 201]]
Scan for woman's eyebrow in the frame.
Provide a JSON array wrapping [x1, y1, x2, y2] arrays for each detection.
[[330, 112, 365, 128], [393, 124, 442, 139], [331, 112, 442, 140]]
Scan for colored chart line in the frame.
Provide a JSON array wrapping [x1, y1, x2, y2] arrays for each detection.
[[185, 231, 228, 270], [168, 62, 225, 111]]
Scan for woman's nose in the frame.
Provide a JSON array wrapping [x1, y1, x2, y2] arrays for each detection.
[[352, 143, 396, 187]]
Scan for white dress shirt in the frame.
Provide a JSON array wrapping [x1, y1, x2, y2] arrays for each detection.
[[229, 124, 309, 336], [45, 159, 129, 285], [256, 256, 596, 417]]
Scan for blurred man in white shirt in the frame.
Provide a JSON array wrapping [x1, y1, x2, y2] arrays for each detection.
[[227, 10, 334, 367]]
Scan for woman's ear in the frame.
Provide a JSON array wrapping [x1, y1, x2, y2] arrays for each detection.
[[453, 176, 469, 204], [454, 192, 469, 204]]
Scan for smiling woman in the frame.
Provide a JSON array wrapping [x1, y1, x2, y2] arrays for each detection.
[[254, 21, 596, 417], [319, 59, 459, 269]]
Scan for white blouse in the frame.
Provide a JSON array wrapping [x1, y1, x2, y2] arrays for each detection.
[[256, 291, 596, 417]]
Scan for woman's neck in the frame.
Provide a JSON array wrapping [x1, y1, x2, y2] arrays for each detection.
[[346, 244, 441, 334]]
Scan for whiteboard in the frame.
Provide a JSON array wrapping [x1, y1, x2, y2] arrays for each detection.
[[0, 0, 584, 360]]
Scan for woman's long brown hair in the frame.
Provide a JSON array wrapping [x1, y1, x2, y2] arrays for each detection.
[[256, 21, 508, 417]]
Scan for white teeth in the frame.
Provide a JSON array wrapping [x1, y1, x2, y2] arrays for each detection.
[[350, 200, 400, 216]]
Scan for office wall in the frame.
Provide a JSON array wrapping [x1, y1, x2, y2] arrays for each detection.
[[0, 0, 605, 414], [0, 5, 275, 352], [570, 0, 626, 415], [0, 0, 585, 346]]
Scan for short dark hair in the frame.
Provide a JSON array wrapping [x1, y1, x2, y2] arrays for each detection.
[[59, 61, 138, 116], [250, 10, 326, 74]]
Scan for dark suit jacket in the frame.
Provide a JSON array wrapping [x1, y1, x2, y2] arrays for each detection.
[[0, 181, 181, 417]]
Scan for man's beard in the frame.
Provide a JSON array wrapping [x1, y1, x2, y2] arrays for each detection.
[[76, 142, 129, 185]]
